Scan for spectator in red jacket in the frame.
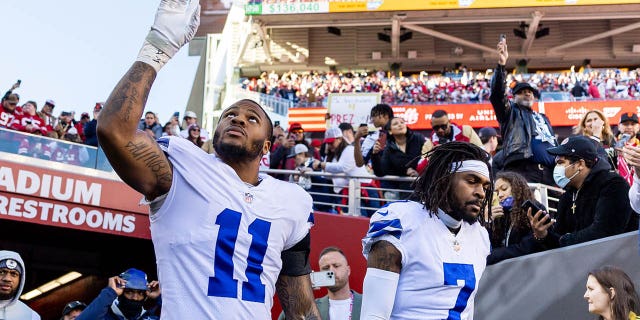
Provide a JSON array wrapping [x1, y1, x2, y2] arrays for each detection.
[[15, 101, 48, 136], [0, 93, 21, 129]]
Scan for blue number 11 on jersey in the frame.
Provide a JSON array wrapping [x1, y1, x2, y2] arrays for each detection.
[[208, 208, 272, 302]]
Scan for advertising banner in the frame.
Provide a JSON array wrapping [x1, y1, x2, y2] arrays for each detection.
[[0, 160, 151, 239], [288, 99, 640, 131], [245, 0, 636, 15]]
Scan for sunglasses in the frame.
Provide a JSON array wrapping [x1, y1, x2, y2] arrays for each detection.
[[6, 102, 17, 106], [291, 129, 304, 134], [190, 128, 200, 132], [432, 123, 449, 131]]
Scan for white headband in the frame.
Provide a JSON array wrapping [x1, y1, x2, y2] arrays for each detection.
[[451, 160, 490, 179]]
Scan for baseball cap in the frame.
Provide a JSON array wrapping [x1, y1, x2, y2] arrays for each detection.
[[620, 112, 639, 124], [324, 126, 343, 143], [60, 111, 72, 117], [311, 139, 322, 148], [288, 122, 303, 132], [478, 127, 499, 139], [45, 99, 56, 107], [184, 111, 197, 119], [546, 135, 597, 161], [62, 301, 86, 316], [81, 112, 90, 119], [119, 268, 148, 290], [294, 144, 309, 155], [512, 82, 540, 98], [0, 258, 22, 275]]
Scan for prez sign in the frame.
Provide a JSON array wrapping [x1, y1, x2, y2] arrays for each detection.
[[327, 93, 381, 129]]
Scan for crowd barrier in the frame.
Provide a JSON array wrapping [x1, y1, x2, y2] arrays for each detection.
[[261, 168, 563, 217]]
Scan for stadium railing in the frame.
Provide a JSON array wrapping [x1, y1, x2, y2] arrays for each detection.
[[231, 85, 292, 116], [261, 168, 563, 217]]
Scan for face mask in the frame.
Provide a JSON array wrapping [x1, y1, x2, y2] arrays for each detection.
[[553, 163, 579, 188], [499, 196, 514, 211], [117, 296, 145, 319]]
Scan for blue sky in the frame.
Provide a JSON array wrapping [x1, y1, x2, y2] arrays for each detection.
[[2, 0, 200, 125]]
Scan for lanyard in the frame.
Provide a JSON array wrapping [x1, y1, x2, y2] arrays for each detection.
[[328, 291, 354, 320]]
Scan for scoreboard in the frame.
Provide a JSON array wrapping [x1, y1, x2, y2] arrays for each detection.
[[245, 0, 639, 15]]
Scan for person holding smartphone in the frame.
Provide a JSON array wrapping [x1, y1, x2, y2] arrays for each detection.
[[533, 136, 637, 249], [486, 171, 550, 265]]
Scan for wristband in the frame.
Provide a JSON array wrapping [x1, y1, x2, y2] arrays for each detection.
[[136, 40, 171, 73]]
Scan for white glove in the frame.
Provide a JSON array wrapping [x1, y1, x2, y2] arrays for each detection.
[[147, 0, 201, 57], [137, 0, 201, 72]]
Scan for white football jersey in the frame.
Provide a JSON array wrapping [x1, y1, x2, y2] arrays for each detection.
[[362, 200, 490, 320], [151, 137, 314, 319]]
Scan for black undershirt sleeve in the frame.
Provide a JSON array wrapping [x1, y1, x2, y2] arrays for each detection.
[[280, 232, 312, 276]]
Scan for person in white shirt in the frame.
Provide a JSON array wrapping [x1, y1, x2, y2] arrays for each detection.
[[278, 246, 363, 320], [361, 142, 493, 320], [96, 1, 319, 319]]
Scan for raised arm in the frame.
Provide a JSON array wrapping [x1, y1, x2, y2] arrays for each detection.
[[97, 0, 200, 200], [490, 39, 510, 124]]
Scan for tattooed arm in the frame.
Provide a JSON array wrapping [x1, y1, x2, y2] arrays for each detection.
[[97, 0, 200, 200], [97, 62, 172, 200], [276, 274, 321, 320], [360, 240, 402, 320]]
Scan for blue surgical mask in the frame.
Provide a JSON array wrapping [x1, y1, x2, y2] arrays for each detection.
[[499, 196, 514, 211], [553, 163, 579, 188]]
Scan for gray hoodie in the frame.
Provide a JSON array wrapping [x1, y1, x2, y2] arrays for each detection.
[[0, 251, 40, 320]]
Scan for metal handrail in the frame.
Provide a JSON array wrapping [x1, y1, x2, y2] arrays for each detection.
[[261, 168, 562, 217]]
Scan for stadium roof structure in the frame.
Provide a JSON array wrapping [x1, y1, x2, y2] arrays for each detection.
[[197, 1, 640, 73]]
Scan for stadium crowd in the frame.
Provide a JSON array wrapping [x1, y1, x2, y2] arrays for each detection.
[[0, 81, 209, 167], [241, 67, 640, 106]]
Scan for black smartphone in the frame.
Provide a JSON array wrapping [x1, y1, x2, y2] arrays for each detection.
[[359, 123, 368, 128], [17, 79, 21, 85], [499, 34, 506, 42], [521, 200, 543, 216], [274, 120, 280, 127]]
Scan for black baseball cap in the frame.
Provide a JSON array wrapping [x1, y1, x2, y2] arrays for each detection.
[[512, 82, 539, 98], [546, 135, 597, 161], [620, 112, 639, 124], [62, 301, 86, 316], [478, 127, 499, 139]]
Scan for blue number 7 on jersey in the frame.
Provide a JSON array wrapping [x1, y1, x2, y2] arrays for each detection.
[[208, 208, 271, 302], [443, 263, 476, 320]]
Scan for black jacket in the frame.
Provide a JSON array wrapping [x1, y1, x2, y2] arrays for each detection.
[[490, 64, 556, 167], [371, 130, 424, 177], [543, 162, 638, 248]]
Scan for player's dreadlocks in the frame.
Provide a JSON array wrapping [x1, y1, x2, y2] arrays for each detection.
[[412, 141, 493, 222]]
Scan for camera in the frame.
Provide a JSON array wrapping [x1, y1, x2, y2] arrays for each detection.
[[310, 270, 335, 288]]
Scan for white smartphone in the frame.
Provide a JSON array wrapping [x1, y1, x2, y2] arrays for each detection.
[[310, 270, 335, 288]]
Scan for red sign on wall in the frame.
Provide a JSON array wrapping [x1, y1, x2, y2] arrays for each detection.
[[288, 100, 640, 131], [0, 160, 150, 239]]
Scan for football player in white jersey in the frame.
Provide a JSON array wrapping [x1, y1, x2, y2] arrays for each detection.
[[96, 1, 320, 319], [361, 142, 493, 320]]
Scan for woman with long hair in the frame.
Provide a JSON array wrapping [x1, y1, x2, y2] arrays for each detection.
[[486, 171, 551, 265], [584, 265, 640, 320], [371, 117, 425, 198], [574, 109, 616, 148], [186, 124, 204, 148]]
